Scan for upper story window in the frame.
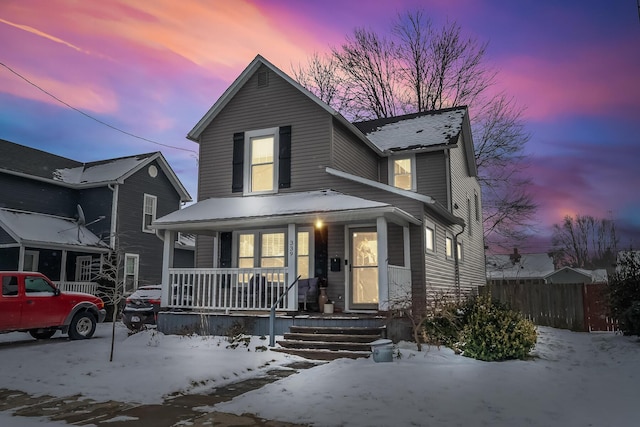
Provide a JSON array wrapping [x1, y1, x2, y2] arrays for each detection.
[[248, 130, 277, 193], [233, 126, 291, 195], [143, 193, 157, 233], [474, 192, 480, 222], [389, 156, 416, 191]]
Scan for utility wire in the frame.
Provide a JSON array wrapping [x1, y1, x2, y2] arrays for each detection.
[[0, 61, 199, 156]]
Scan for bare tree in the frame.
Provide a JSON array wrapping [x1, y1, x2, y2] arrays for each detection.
[[331, 28, 402, 120], [293, 9, 536, 248], [551, 214, 619, 268]]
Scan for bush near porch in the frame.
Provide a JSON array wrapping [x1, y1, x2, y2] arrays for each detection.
[[421, 295, 537, 362]]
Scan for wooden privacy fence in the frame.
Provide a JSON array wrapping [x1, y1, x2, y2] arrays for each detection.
[[479, 282, 618, 332]]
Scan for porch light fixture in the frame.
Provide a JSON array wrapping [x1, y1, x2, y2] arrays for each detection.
[[315, 219, 323, 229]]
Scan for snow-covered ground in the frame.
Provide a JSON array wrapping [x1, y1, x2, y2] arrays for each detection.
[[0, 323, 638, 426]]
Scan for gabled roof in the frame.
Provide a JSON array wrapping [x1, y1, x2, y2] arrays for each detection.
[[486, 253, 555, 279], [186, 55, 382, 155], [0, 140, 191, 201], [354, 107, 478, 176], [353, 107, 466, 151], [0, 208, 109, 252], [153, 189, 420, 232], [545, 267, 609, 283]]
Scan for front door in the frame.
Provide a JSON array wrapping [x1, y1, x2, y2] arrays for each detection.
[[349, 229, 378, 310]]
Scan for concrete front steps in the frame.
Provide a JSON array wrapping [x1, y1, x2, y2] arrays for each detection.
[[272, 325, 385, 361]]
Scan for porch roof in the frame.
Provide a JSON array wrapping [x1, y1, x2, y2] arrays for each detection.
[[0, 208, 109, 252], [152, 189, 420, 232]]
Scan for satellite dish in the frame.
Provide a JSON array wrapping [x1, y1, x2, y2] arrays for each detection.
[[77, 204, 86, 226]]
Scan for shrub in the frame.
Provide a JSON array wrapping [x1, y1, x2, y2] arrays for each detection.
[[455, 295, 537, 361], [421, 299, 473, 348], [609, 251, 640, 336]]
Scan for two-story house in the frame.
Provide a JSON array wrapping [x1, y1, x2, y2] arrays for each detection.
[[153, 55, 485, 322], [0, 139, 192, 292]]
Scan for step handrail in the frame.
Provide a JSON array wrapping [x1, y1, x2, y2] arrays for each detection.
[[269, 275, 301, 347]]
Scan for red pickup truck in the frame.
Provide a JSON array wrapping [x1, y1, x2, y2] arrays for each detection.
[[0, 271, 106, 340]]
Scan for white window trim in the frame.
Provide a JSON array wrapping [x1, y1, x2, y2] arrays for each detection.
[[297, 227, 315, 279], [75, 256, 93, 281], [124, 253, 139, 293], [388, 154, 417, 191], [424, 220, 435, 254], [244, 127, 279, 195], [142, 193, 157, 234], [24, 250, 39, 271]]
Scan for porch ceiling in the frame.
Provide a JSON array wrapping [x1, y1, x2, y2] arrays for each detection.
[[0, 208, 109, 253], [152, 189, 420, 233]]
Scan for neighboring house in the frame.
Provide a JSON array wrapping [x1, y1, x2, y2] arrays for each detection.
[[545, 267, 608, 284], [0, 139, 192, 292], [486, 249, 555, 285], [153, 55, 485, 315]]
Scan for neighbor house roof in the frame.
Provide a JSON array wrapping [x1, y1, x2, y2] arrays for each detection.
[[486, 253, 555, 280], [0, 140, 191, 201], [153, 189, 420, 232], [545, 267, 609, 283], [0, 208, 109, 252]]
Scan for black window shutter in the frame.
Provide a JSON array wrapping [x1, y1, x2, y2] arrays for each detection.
[[220, 232, 232, 268], [278, 126, 291, 189], [232, 132, 244, 193]]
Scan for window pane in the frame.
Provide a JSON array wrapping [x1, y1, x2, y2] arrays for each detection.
[[297, 231, 310, 278], [393, 159, 412, 190], [251, 136, 274, 164], [239, 234, 254, 257], [446, 237, 452, 257], [261, 258, 285, 268], [251, 164, 274, 192], [425, 227, 434, 251], [262, 233, 284, 257]]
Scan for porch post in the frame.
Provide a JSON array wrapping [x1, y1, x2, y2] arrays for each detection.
[[60, 250, 68, 282], [403, 226, 411, 269], [18, 245, 25, 271], [376, 216, 389, 311], [287, 223, 297, 310], [161, 230, 175, 307]]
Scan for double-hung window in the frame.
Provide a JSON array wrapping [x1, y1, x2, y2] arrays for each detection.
[[124, 253, 139, 293], [425, 221, 435, 253], [143, 194, 157, 233], [445, 235, 453, 259], [389, 156, 416, 191], [245, 128, 278, 194]]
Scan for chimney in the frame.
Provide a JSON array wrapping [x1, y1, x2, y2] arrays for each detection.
[[509, 248, 522, 264]]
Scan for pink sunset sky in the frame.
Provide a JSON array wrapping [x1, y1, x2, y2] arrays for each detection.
[[1, 0, 639, 253]]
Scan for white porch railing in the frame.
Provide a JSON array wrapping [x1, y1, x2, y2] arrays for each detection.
[[55, 281, 99, 295], [388, 265, 412, 306], [168, 268, 291, 311]]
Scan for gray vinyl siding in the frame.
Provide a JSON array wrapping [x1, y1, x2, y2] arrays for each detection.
[[446, 135, 485, 294], [197, 64, 332, 200], [331, 121, 378, 181], [0, 226, 15, 244], [415, 151, 448, 206], [78, 187, 114, 242], [423, 212, 456, 297], [0, 173, 77, 217], [116, 160, 182, 286], [196, 235, 215, 268]]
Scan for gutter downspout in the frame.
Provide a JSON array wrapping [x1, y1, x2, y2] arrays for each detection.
[[108, 184, 118, 249], [453, 224, 465, 303]]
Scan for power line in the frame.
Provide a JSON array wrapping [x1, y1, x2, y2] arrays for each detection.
[[0, 61, 199, 156]]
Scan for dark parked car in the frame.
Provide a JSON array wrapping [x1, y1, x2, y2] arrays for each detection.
[[121, 285, 162, 332]]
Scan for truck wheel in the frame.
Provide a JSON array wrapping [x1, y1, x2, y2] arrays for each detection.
[[29, 329, 56, 340], [68, 312, 97, 340]]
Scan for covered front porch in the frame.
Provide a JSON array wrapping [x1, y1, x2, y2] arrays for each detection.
[[0, 208, 109, 295], [154, 190, 417, 314]]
